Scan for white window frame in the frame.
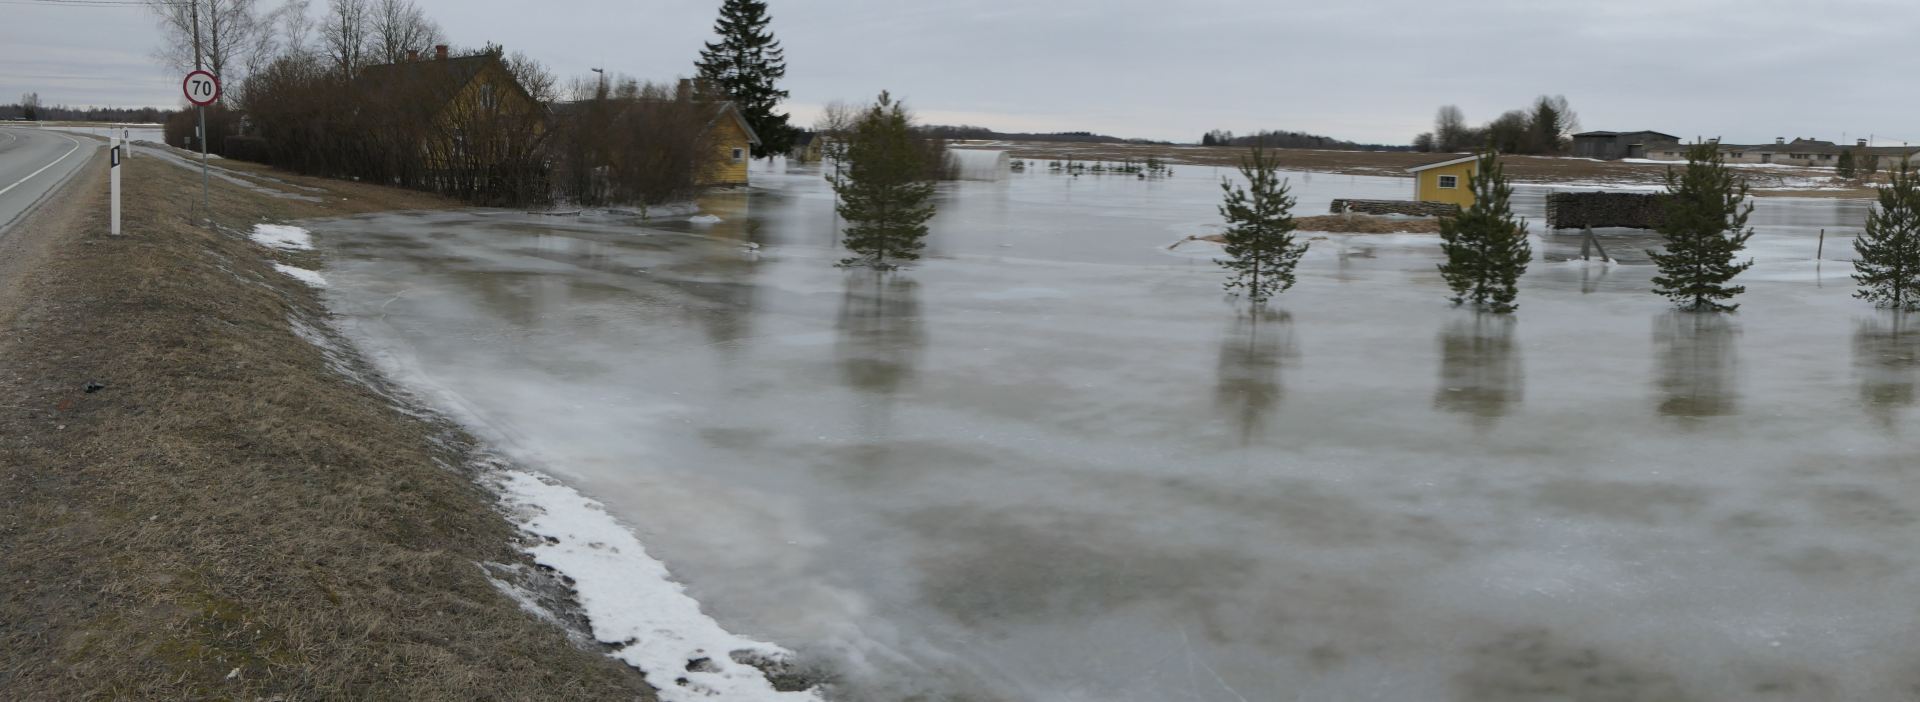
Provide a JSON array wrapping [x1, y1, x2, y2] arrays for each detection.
[[731, 148, 745, 162], [1437, 175, 1459, 189]]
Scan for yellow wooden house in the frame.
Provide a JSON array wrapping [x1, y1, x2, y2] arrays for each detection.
[[357, 46, 546, 174], [703, 101, 761, 186], [1407, 154, 1479, 207]]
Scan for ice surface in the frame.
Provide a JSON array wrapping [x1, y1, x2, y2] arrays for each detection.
[[305, 162, 1920, 701], [495, 470, 819, 702], [248, 223, 313, 251], [272, 263, 327, 287], [690, 214, 725, 225]]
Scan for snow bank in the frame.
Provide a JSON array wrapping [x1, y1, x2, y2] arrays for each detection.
[[689, 214, 725, 225], [273, 264, 328, 287], [250, 223, 314, 251], [494, 470, 819, 702]]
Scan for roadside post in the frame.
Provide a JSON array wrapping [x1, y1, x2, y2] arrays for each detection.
[[110, 135, 122, 236], [183, 70, 220, 226]]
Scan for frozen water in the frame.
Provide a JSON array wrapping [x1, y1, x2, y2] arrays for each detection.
[[305, 162, 1920, 701]]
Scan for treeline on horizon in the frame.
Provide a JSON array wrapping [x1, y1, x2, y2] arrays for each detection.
[[0, 96, 172, 124], [918, 124, 1170, 145], [1201, 129, 1412, 152], [1413, 96, 1578, 155]]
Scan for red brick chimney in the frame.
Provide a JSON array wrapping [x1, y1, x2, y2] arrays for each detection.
[[407, 49, 419, 62], [434, 45, 449, 61]]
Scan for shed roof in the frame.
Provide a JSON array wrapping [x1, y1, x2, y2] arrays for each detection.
[[1406, 154, 1478, 173]]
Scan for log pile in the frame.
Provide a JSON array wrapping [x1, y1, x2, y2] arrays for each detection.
[[1545, 192, 1671, 230]]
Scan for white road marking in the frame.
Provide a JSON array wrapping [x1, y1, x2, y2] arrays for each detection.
[[0, 132, 82, 198]]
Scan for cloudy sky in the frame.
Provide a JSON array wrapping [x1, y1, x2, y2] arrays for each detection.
[[6, 0, 1920, 146]]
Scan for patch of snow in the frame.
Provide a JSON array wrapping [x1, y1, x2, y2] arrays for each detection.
[[494, 470, 820, 702], [690, 214, 725, 225], [249, 223, 314, 251], [273, 263, 328, 287]]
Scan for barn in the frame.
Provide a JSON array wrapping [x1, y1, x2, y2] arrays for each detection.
[[1571, 131, 1680, 160]]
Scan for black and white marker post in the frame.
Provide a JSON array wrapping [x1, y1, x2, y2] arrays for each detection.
[[110, 134, 121, 236]]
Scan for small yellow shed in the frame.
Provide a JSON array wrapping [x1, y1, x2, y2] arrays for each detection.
[[1407, 154, 1478, 207], [703, 102, 762, 187]]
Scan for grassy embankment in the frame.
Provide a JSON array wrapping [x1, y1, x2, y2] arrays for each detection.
[[0, 150, 656, 699]]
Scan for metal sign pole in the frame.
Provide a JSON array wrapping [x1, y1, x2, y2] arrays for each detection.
[[199, 105, 209, 225]]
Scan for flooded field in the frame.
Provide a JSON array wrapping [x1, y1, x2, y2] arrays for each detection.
[[306, 162, 1918, 701]]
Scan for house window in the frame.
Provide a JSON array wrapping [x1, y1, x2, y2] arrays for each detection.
[[732, 148, 744, 162], [1437, 175, 1459, 189]]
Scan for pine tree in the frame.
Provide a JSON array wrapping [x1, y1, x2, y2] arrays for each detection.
[[1216, 143, 1309, 304], [1837, 149, 1858, 179], [833, 92, 935, 269], [1854, 158, 1920, 310], [695, 0, 795, 158], [1649, 142, 1756, 312], [1437, 149, 1532, 312]]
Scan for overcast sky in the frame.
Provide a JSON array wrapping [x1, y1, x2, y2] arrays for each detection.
[[7, 0, 1920, 146]]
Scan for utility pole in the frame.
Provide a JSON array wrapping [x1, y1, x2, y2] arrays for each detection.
[[191, 0, 210, 225]]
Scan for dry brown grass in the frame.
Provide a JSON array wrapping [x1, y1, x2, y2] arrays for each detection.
[[0, 156, 653, 699]]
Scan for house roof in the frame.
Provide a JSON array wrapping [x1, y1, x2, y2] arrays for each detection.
[[550, 97, 761, 147], [713, 102, 761, 147], [356, 53, 537, 113], [1406, 154, 1478, 173]]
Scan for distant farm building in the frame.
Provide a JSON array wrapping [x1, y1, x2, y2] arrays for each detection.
[[1645, 137, 1920, 168], [1407, 154, 1479, 207], [1571, 131, 1681, 160]]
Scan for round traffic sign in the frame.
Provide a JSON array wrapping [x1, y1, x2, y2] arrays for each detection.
[[183, 70, 221, 106]]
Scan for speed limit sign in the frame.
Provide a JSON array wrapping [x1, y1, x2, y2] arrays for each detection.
[[183, 70, 220, 106]]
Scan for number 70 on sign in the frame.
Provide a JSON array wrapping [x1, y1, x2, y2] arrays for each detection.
[[183, 70, 220, 106]]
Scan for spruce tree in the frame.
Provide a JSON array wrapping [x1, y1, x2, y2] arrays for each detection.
[[1649, 142, 1755, 312], [833, 92, 935, 269], [1437, 149, 1532, 312], [695, 0, 795, 157], [1854, 158, 1920, 310], [1216, 143, 1308, 304], [1837, 149, 1858, 179]]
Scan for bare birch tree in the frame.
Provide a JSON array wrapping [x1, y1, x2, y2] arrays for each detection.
[[320, 0, 373, 78], [370, 0, 443, 65], [148, 0, 274, 94]]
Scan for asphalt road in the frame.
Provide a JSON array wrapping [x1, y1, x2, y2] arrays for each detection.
[[0, 127, 99, 234]]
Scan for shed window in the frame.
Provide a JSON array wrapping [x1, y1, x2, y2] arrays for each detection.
[[732, 148, 745, 162], [1437, 175, 1459, 189]]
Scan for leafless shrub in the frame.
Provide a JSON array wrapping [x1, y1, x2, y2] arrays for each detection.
[[550, 77, 719, 206]]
